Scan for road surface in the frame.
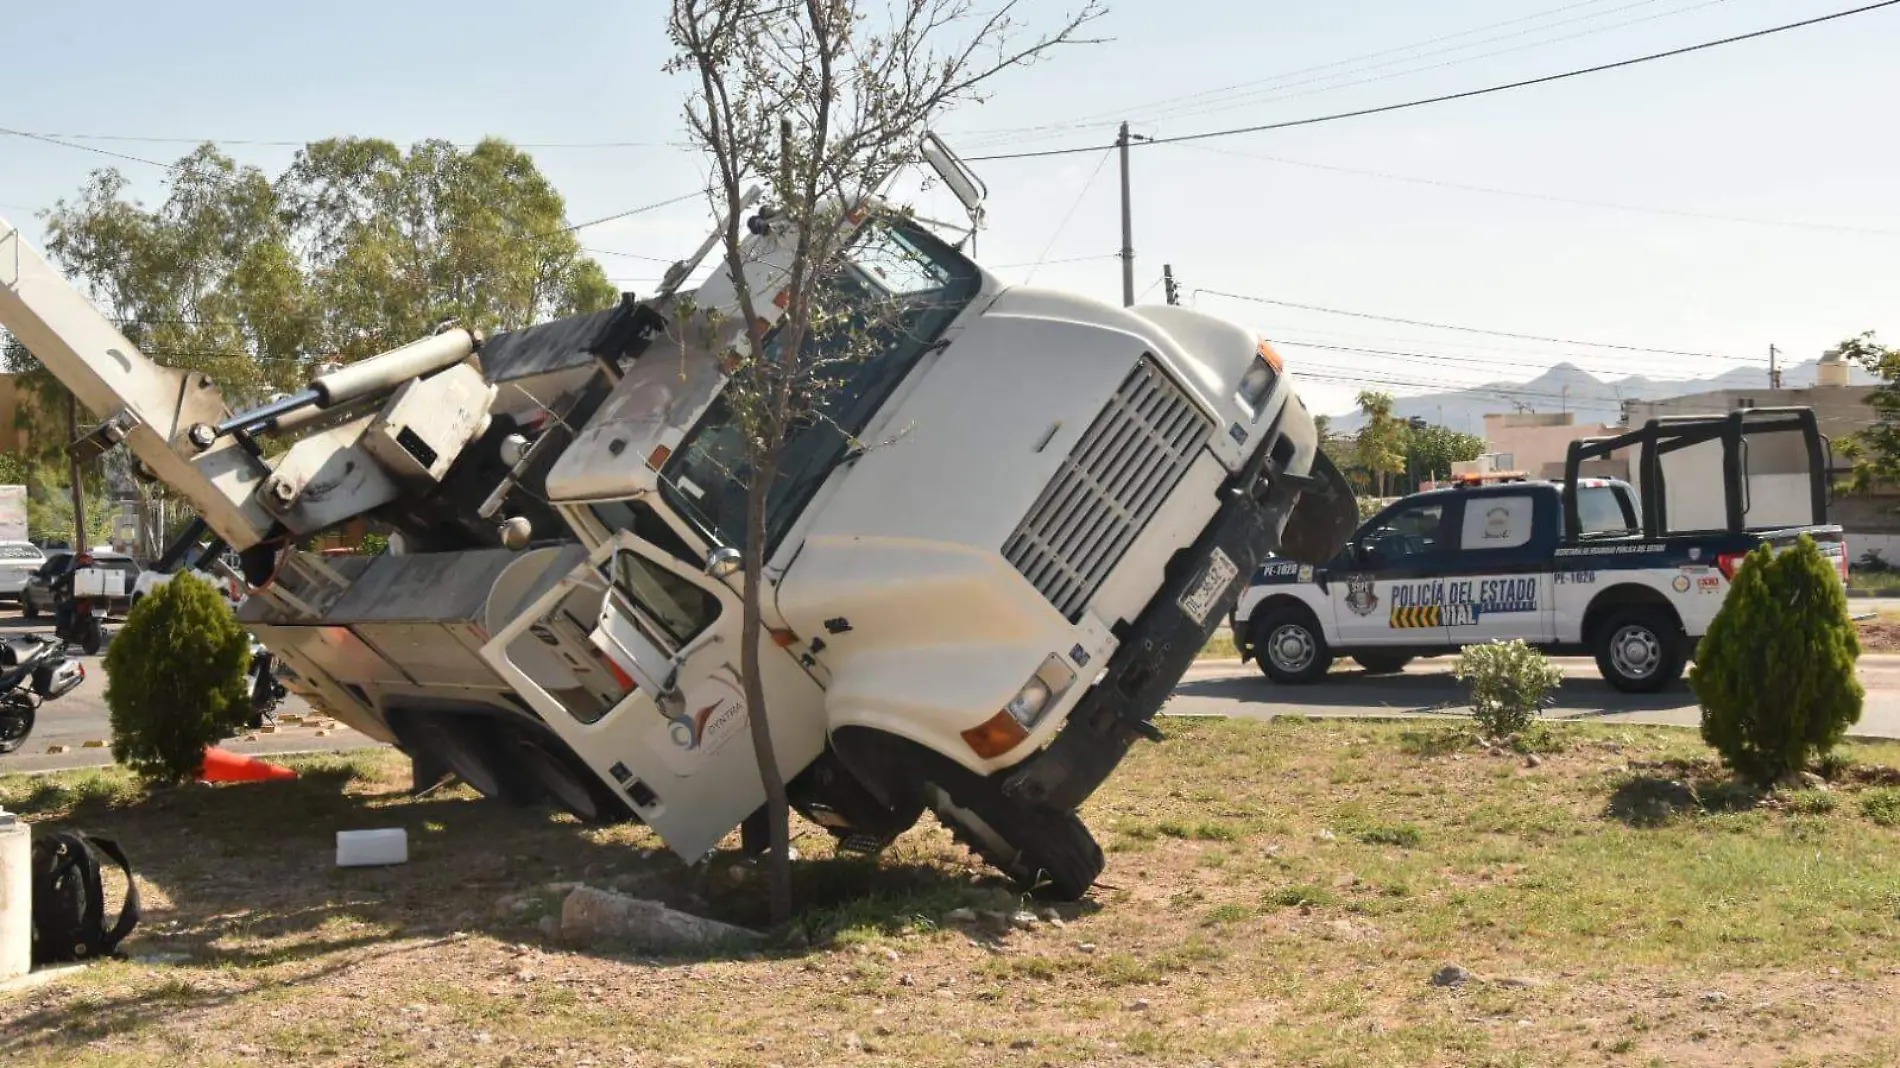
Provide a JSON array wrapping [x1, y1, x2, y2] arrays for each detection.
[[7, 618, 1899, 776]]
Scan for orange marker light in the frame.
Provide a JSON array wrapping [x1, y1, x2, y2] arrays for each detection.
[[647, 444, 672, 470], [770, 628, 798, 648], [1256, 339, 1284, 373], [961, 710, 1031, 759]]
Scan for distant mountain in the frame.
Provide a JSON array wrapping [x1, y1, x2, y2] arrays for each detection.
[[1326, 358, 1878, 436]]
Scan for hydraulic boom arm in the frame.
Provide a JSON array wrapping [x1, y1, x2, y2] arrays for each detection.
[[0, 215, 493, 552]]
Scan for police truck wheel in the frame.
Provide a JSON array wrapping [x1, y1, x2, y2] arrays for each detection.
[[910, 748, 1103, 901], [21, 599, 37, 620], [1353, 653, 1412, 675], [1594, 608, 1684, 694], [1255, 608, 1332, 684]]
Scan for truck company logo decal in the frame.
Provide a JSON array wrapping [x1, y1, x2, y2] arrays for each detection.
[[1671, 574, 1691, 593], [669, 665, 748, 753], [1345, 576, 1379, 616]]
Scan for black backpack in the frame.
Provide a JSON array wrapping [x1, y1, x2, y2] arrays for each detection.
[[30, 831, 141, 965]]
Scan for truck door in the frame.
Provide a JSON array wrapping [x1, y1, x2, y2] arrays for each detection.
[[481, 532, 828, 861], [1332, 496, 1458, 648], [1438, 491, 1555, 645]]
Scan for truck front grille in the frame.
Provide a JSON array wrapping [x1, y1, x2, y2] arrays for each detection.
[[1004, 357, 1213, 620]]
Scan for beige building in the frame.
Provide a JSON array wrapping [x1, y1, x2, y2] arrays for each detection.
[[1466, 411, 1629, 481]]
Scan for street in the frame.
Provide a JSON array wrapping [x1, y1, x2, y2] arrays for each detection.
[[7, 609, 1900, 775]]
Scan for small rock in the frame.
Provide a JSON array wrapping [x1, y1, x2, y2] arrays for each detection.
[[841, 1032, 863, 1051], [1315, 829, 1337, 843], [880, 947, 900, 963], [1432, 964, 1473, 988], [1365, 1019, 1387, 1035], [1009, 1038, 1035, 1050], [1800, 771, 1826, 788], [898, 973, 915, 987], [874, 1023, 894, 1037], [943, 907, 977, 924], [43, 744, 68, 754], [1524, 754, 1544, 768], [474, 1032, 494, 1045], [1497, 976, 1543, 989], [1037, 907, 1062, 923], [1701, 991, 1729, 1005], [1127, 997, 1152, 1011], [1076, 942, 1098, 954], [934, 988, 957, 999], [536, 915, 559, 939], [1009, 911, 1039, 931]]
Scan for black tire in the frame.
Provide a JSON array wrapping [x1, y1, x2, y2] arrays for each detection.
[[80, 620, 103, 656], [22, 598, 38, 620], [510, 735, 632, 825], [1252, 606, 1333, 684], [912, 747, 1103, 901], [0, 707, 33, 754], [1593, 607, 1685, 694], [1353, 653, 1412, 675]]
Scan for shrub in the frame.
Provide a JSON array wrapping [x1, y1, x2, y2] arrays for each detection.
[[1862, 787, 1900, 828], [1452, 639, 1563, 738], [1692, 536, 1862, 786], [104, 572, 253, 783]]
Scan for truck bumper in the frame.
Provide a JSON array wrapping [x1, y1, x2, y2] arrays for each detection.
[[1000, 404, 1326, 813]]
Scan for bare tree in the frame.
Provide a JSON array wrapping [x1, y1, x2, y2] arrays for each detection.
[[667, 0, 1102, 924]]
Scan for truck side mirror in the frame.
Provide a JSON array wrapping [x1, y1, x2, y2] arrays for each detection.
[[705, 546, 741, 578]]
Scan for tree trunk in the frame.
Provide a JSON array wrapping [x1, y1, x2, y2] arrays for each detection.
[[67, 394, 86, 550], [740, 453, 793, 926]]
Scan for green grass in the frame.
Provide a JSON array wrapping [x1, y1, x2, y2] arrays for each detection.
[[7, 724, 1900, 1067]]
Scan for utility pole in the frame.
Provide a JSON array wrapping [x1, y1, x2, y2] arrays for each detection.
[[1163, 264, 1179, 306], [1769, 344, 1782, 390], [67, 393, 86, 551], [1118, 122, 1134, 307]]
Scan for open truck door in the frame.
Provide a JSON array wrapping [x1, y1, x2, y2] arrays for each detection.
[[480, 531, 828, 861]]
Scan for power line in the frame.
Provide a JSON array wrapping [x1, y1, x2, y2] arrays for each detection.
[[986, 252, 1120, 270], [1197, 288, 1763, 362], [0, 130, 666, 149], [1023, 150, 1114, 284], [953, 0, 1651, 146], [1176, 142, 1900, 237], [1267, 335, 1742, 385], [966, 1, 1900, 162]]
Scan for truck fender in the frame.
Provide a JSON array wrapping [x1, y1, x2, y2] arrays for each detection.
[[1236, 593, 1325, 661], [1581, 583, 1682, 643]]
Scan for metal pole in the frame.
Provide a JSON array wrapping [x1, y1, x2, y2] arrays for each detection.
[[67, 393, 86, 551], [1118, 122, 1134, 308], [1163, 265, 1177, 305], [1769, 344, 1781, 390]]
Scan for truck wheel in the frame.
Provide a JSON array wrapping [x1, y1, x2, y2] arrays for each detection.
[[1353, 653, 1411, 675], [512, 736, 632, 825], [1594, 608, 1684, 693], [1254, 607, 1333, 684], [20, 599, 37, 620], [912, 748, 1103, 901]]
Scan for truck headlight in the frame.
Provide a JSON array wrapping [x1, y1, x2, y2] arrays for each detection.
[[1004, 677, 1053, 727], [960, 658, 1079, 759], [1236, 355, 1276, 412]]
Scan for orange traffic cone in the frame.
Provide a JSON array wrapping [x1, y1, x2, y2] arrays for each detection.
[[199, 746, 298, 783]]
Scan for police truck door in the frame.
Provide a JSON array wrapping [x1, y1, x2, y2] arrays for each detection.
[[1440, 491, 1555, 644], [1332, 497, 1458, 648]]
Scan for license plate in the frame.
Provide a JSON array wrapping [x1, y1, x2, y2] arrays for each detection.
[[1178, 548, 1239, 625]]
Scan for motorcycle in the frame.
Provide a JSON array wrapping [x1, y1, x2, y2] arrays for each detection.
[[0, 635, 86, 755], [245, 639, 288, 729]]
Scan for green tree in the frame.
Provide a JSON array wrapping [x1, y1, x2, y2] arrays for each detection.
[[1352, 391, 1407, 498], [8, 138, 616, 445], [1691, 536, 1862, 785], [105, 573, 254, 783], [670, 0, 1099, 922], [1836, 331, 1900, 493], [1404, 424, 1485, 489]]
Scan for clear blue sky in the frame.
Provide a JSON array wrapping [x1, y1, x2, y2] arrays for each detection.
[[3, 0, 1896, 417]]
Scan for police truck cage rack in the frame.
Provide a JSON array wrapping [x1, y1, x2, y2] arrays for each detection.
[[1562, 407, 1830, 541]]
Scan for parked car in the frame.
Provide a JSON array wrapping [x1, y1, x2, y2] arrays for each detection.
[[0, 541, 46, 603], [131, 546, 245, 609], [21, 549, 141, 619]]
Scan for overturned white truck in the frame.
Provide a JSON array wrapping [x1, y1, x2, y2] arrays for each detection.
[[0, 180, 1353, 898]]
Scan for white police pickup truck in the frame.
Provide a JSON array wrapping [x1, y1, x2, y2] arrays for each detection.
[[1234, 408, 1845, 692]]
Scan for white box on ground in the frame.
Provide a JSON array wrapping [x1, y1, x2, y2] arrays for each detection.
[[0, 809, 30, 982], [335, 829, 408, 867]]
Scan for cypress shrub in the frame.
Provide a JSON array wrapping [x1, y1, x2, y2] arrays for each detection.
[[105, 572, 254, 783]]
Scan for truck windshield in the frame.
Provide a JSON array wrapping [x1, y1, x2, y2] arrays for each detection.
[[659, 218, 981, 553]]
